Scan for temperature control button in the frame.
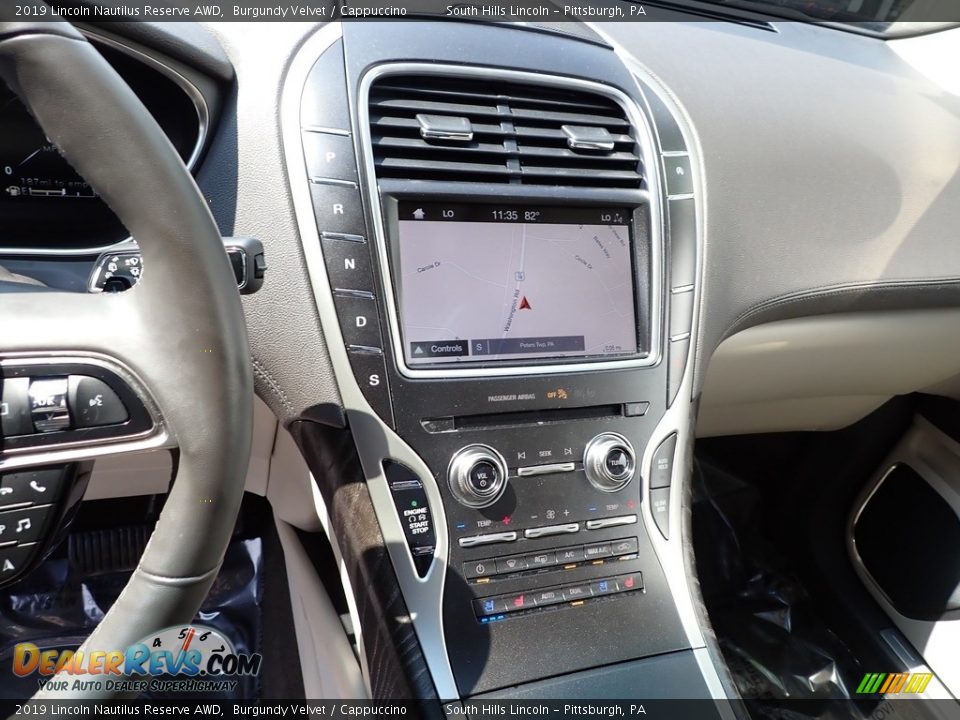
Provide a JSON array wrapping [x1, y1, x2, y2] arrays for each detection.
[[583, 433, 636, 492], [448, 444, 508, 508]]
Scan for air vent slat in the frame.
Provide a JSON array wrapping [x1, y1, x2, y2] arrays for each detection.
[[369, 75, 643, 189]]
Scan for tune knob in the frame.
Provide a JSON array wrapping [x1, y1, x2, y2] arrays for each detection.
[[583, 433, 636, 492], [447, 444, 509, 508]]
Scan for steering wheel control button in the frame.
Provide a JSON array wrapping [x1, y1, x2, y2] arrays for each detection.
[[346, 346, 393, 425], [457, 531, 517, 549], [384, 462, 435, 577], [1, 377, 33, 437], [67, 376, 128, 429], [0, 468, 65, 509], [664, 155, 694, 196], [309, 181, 366, 235], [585, 515, 638, 531], [651, 487, 671, 540], [28, 378, 70, 433], [584, 433, 636, 492], [0, 544, 34, 582], [334, 292, 382, 348], [651, 434, 678, 490], [0, 505, 51, 544], [523, 523, 580, 539], [303, 131, 359, 184], [448, 444, 509, 508], [321, 233, 375, 293]]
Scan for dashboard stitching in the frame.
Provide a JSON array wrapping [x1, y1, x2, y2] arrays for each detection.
[[252, 356, 295, 415], [726, 276, 960, 338]]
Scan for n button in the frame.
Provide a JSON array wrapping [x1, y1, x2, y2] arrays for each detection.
[[321, 233, 374, 294]]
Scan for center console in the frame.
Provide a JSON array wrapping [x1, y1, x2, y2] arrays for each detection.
[[283, 20, 709, 701]]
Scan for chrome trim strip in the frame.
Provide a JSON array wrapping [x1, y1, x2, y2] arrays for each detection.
[[0, 353, 173, 472], [516, 461, 576, 477], [309, 177, 359, 188], [524, 523, 580, 538], [356, 64, 665, 379], [458, 532, 518, 548], [0, 30, 210, 258], [281, 22, 458, 699], [585, 514, 637, 530]]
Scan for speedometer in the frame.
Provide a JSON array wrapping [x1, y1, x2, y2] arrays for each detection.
[[0, 40, 203, 251], [1, 92, 99, 200]]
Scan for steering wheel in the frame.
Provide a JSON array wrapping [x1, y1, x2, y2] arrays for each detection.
[[0, 18, 253, 699]]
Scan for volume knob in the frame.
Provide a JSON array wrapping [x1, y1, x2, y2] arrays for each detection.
[[447, 444, 509, 508], [583, 433, 636, 492]]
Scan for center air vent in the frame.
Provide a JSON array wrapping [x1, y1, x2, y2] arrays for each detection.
[[368, 75, 644, 189]]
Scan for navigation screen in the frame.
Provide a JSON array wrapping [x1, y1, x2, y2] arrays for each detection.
[[394, 202, 639, 367]]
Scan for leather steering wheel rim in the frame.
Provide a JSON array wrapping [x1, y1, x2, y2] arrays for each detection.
[[0, 17, 253, 699]]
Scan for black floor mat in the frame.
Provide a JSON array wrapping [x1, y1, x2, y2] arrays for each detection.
[[0, 494, 292, 701], [693, 457, 880, 719]]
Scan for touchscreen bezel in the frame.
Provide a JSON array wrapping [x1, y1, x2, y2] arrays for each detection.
[[379, 190, 657, 377]]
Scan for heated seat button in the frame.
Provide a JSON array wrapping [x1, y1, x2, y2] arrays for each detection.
[[68, 376, 128, 428], [473, 596, 508, 617], [0, 505, 51, 544], [0, 377, 33, 437], [0, 468, 66, 509], [504, 592, 537, 612]]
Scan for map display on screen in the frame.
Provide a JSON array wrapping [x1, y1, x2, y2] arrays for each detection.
[[394, 203, 639, 366]]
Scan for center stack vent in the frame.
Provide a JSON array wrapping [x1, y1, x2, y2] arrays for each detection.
[[368, 75, 644, 189]]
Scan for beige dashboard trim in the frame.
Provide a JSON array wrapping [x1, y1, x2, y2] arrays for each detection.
[[698, 308, 960, 437]]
